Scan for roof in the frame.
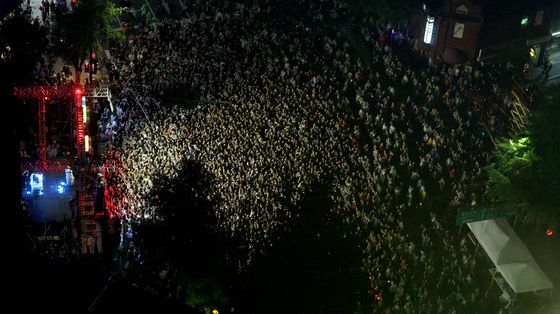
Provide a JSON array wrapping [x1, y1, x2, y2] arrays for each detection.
[[499, 261, 553, 294], [425, 0, 554, 19], [481, 0, 555, 19], [468, 218, 553, 294]]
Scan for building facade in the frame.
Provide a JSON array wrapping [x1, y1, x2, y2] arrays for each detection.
[[415, 0, 557, 65]]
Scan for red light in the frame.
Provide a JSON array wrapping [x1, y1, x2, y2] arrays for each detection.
[[75, 88, 82, 95], [43, 96, 48, 100], [546, 229, 554, 237]]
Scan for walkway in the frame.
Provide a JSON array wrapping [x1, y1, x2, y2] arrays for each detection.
[[528, 39, 560, 83]]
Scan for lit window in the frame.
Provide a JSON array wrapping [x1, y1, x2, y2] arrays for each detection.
[[453, 23, 465, 38], [83, 96, 88, 124], [424, 16, 435, 44]]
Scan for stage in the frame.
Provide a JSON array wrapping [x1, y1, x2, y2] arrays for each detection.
[[22, 172, 76, 222]]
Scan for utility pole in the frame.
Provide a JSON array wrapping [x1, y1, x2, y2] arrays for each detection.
[[144, 0, 158, 21], [89, 50, 93, 84]]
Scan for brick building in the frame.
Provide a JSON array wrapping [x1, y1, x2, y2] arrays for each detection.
[[414, 0, 558, 65]]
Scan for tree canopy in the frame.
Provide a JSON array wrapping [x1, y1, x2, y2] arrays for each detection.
[[485, 88, 560, 224], [350, 0, 422, 23], [0, 9, 48, 86], [50, 0, 123, 71]]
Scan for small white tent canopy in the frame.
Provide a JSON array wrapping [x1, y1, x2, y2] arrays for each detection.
[[499, 261, 553, 294], [468, 218, 553, 294], [468, 218, 532, 265]]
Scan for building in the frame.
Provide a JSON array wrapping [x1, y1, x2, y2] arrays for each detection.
[[415, 0, 558, 65]]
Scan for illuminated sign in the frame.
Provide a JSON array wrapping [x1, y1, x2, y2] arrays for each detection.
[[82, 96, 88, 124], [424, 16, 435, 44]]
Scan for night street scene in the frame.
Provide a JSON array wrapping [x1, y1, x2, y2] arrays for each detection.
[[4, 0, 560, 313]]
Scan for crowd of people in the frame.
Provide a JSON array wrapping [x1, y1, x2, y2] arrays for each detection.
[[98, 0, 519, 311]]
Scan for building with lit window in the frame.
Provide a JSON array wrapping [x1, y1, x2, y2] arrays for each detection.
[[414, 0, 559, 65]]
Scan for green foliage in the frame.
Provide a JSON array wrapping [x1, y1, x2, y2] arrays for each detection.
[[141, 5, 155, 26], [529, 87, 560, 214], [494, 137, 535, 174], [104, 2, 125, 41], [485, 167, 514, 203], [485, 136, 535, 210], [486, 88, 560, 220], [0, 9, 48, 85], [182, 274, 229, 311], [50, 0, 124, 69], [360, 0, 422, 23]]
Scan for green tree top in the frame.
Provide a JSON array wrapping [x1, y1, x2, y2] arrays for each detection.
[[50, 0, 123, 73], [0, 9, 48, 85], [485, 87, 560, 221]]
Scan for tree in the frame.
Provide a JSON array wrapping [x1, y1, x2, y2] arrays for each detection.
[[50, 0, 123, 83], [529, 87, 560, 221], [350, 0, 422, 23], [485, 137, 535, 210], [0, 9, 48, 86], [183, 274, 230, 313], [485, 88, 560, 226]]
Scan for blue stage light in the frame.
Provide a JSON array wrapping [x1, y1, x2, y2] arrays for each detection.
[[39, 191, 44, 195], [57, 185, 64, 194], [26, 191, 31, 195]]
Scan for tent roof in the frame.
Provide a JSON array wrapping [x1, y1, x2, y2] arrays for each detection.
[[468, 218, 532, 265], [499, 261, 553, 293], [468, 218, 553, 293]]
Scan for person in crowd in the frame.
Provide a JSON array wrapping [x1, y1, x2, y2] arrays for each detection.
[[93, 1, 519, 312]]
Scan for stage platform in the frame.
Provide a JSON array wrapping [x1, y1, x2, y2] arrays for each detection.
[[22, 172, 76, 223]]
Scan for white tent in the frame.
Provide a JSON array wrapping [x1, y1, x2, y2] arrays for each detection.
[[499, 261, 553, 294], [468, 218, 533, 265], [468, 218, 553, 294]]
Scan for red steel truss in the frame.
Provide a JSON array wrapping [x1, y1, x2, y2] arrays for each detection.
[[14, 84, 83, 172], [20, 159, 71, 173]]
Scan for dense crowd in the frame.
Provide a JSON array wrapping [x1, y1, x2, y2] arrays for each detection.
[[99, 0, 517, 311]]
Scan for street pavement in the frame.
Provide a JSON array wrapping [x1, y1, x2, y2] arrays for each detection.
[[26, 0, 70, 22], [528, 39, 560, 84]]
